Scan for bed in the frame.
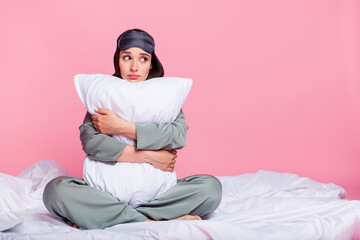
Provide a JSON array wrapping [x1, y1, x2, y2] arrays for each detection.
[[1, 160, 360, 240]]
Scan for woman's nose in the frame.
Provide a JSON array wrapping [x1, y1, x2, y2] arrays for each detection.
[[130, 60, 138, 72]]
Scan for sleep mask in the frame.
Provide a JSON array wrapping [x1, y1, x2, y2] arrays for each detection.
[[117, 30, 155, 54]]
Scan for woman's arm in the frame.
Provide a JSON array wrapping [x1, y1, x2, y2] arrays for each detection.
[[116, 145, 177, 172], [80, 111, 181, 170], [91, 109, 189, 150]]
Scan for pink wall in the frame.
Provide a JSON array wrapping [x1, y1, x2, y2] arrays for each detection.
[[1, 1, 359, 198]]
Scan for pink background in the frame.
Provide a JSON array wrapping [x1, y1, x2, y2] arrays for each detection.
[[1, 1, 359, 198]]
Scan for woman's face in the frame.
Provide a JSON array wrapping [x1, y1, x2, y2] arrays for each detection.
[[119, 47, 152, 82]]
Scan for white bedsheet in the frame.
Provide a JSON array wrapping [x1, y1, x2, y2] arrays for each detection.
[[1, 160, 360, 240]]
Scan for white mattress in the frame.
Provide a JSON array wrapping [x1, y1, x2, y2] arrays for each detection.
[[1, 160, 360, 240]]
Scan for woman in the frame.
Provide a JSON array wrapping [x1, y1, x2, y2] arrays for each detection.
[[43, 29, 222, 229]]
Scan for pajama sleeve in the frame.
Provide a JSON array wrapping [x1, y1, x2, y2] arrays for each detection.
[[79, 110, 188, 164], [135, 109, 188, 150]]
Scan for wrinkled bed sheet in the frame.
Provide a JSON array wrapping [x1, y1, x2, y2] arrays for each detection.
[[1, 160, 360, 240]]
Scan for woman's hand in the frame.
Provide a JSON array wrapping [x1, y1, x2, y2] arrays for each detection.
[[91, 108, 133, 136], [145, 150, 177, 172]]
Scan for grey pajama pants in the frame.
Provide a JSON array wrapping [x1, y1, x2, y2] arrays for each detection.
[[43, 174, 222, 229]]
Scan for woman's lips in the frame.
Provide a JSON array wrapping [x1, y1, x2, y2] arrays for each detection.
[[128, 74, 140, 80]]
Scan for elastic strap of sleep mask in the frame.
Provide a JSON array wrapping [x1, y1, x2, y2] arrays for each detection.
[[117, 30, 155, 54]]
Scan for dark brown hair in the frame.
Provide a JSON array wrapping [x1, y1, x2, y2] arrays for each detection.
[[113, 29, 164, 79]]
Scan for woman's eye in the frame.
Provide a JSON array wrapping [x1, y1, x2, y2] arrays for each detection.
[[141, 57, 148, 62], [123, 56, 130, 60]]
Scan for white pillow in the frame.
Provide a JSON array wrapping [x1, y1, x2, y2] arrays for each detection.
[[74, 74, 192, 145], [74, 74, 192, 207]]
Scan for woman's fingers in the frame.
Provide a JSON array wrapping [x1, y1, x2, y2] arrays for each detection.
[[147, 150, 178, 172], [91, 109, 113, 122], [89, 109, 125, 135], [95, 108, 111, 115], [164, 151, 176, 171], [168, 164, 175, 171], [170, 151, 177, 164], [91, 115, 100, 130], [91, 118, 100, 131], [169, 152, 176, 171]]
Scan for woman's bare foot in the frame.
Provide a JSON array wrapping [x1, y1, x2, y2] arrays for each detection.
[[170, 215, 202, 221], [144, 215, 201, 222], [69, 223, 79, 229]]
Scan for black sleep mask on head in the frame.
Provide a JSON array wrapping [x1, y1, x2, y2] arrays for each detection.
[[117, 30, 155, 54]]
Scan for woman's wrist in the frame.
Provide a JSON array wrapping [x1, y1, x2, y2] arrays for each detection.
[[116, 122, 137, 140]]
